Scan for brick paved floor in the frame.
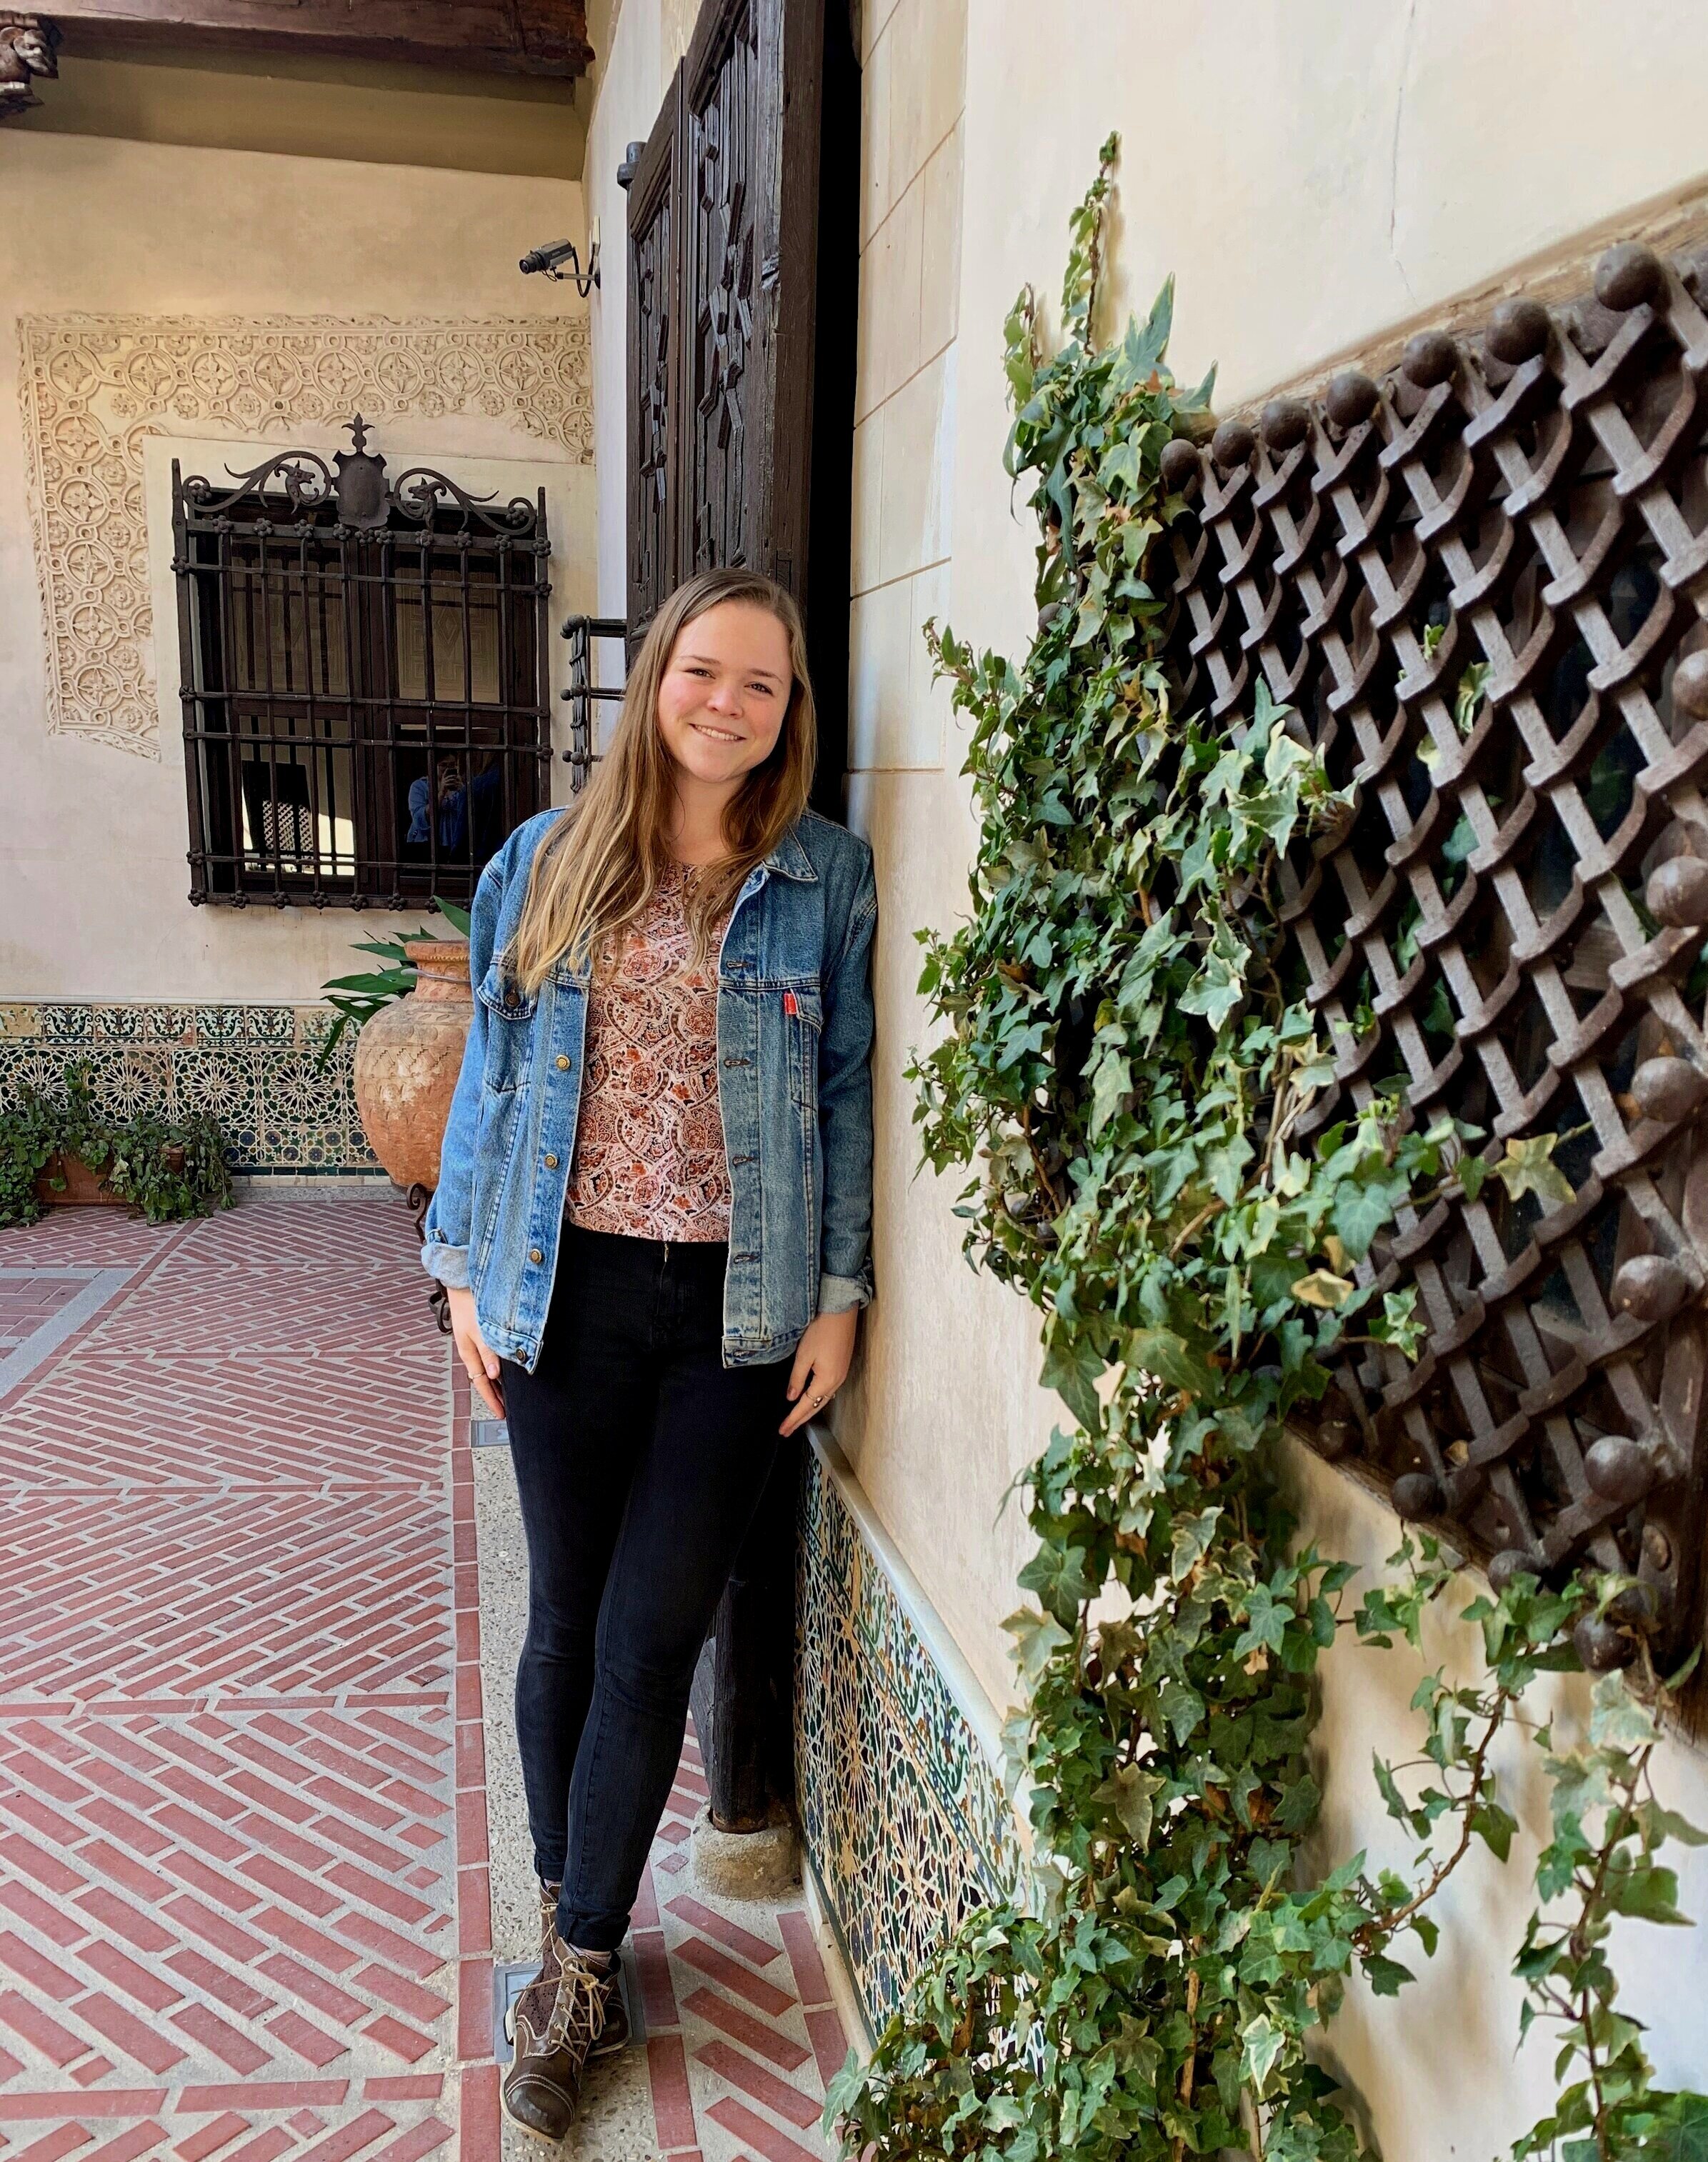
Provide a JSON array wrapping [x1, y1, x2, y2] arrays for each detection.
[[0, 1196, 853, 2162]]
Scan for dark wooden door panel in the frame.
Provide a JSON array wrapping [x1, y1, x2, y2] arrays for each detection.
[[625, 70, 684, 646]]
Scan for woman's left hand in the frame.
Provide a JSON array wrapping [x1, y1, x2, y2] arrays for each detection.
[[779, 1308, 859, 1436]]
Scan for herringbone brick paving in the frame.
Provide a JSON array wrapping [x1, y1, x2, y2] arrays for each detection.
[[2, 1196, 856, 2162], [0, 1198, 470, 2161]]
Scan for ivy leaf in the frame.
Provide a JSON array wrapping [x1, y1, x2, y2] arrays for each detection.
[[1170, 1506, 1222, 1583], [1292, 1269, 1354, 1310], [1018, 1541, 1096, 1624], [1095, 1763, 1163, 1847], [1239, 2013, 1287, 2097], [1041, 1331, 1105, 1431], [1470, 1800, 1517, 1863], [1333, 1175, 1406, 1262], [1089, 1046, 1132, 1136], [1364, 1952, 1414, 1996], [1494, 1133, 1576, 1210], [1126, 1327, 1214, 1396], [1649, 2094, 1708, 2161], [1003, 1606, 1072, 1687]]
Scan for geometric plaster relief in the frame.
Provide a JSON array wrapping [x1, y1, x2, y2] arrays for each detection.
[[17, 313, 592, 759]]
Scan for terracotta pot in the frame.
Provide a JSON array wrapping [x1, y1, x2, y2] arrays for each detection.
[[34, 1150, 122, 1208], [351, 939, 474, 1193]]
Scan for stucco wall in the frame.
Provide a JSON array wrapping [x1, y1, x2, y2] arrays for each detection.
[[0, 129, 594, 1004], [871, 0, 1708, 2136]]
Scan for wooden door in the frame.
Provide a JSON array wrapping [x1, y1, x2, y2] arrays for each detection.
[[624, 0, 828, 645]]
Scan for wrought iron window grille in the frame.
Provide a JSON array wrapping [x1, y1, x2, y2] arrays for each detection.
[[561, 614, 628, 791], [1157, 239, 1708, 1675], [173, 416, 553, 909]]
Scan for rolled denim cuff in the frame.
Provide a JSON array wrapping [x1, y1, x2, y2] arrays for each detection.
[[818, 1269, 871, 1316], [421, 1238, 471, 1292]]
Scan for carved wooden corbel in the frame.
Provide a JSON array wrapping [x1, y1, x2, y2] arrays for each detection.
[[0, 12, 59, 118]]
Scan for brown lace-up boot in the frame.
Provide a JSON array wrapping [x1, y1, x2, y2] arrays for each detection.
[[501, 1935, 620, 2143], [527, 1882, 627, 2058]]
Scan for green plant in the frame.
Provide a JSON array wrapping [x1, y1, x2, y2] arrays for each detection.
[[316, 899, 471, 1069], [829, 139, 1704, 2162], [0, 1065, 232, 1226]]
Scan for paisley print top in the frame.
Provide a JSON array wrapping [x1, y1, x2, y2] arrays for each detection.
[[564, 862, 733, 1241]]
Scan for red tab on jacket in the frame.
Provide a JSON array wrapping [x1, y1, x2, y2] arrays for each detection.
[[784, 990, 799, 1016]]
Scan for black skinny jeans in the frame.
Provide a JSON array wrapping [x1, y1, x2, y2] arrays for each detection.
[[500, 1223, 788, 1953]]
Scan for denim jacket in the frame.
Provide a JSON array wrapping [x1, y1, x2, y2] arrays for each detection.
[[421, 806, 877, 1370]]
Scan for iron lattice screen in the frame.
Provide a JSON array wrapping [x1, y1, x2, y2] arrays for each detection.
[[1157, 239, 1708, 1674], [174, 417, 552, 908]]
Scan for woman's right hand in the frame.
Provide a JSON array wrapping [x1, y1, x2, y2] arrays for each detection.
[[448, 1284, 505, 1419]]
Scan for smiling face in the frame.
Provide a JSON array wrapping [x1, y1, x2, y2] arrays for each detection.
[[654, 599, 792, 792]]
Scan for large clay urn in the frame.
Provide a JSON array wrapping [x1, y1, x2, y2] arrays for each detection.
[[352, 939, 474, 1193]]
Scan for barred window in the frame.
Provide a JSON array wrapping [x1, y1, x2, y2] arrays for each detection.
[[174, 417, 553, 907]]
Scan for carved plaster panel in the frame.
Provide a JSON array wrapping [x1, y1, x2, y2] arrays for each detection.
[[17, 314, 593, 759]]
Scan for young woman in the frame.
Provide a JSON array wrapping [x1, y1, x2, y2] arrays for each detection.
[[421, 566, 876, 2141]]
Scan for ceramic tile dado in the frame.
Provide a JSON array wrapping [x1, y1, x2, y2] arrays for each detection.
[[0, 1002, 376, 1176], [795, 1436, 1022, 2032]]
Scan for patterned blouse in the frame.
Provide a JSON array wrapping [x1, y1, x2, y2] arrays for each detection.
[[564, 861, 733, 1242]]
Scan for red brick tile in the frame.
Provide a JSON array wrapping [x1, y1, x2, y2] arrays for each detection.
[[0, 2095, 164, 2123], [646, 2035, 696, 2151], [361, 2079, 441, 2103], [456, 2065, 499, 2162], [9, 2126, 93, 2162], [705, 2099, 825, 2162], [363, 2016, 434, 2066], [368, 2121, 451, 2162], [238, 1856, 339, 1919], [256, 1948, 366, 2026], [173, 2113, 249, 2162], [665, 1897, 780, 1971], [75, 1989, 188, 2073], [0, 1988, 89, 2066], [0, 1876, 86, 1946], [160, 1896, 268, 1964], [331, 1913, 441, 1982], [70, 2053, 119, 2086], [671, 1938, 794, 2016], [247, 1908, 363, 1976], [79, 1936, 181, 2014], [695, 2041, 821, 2129], [84, 2126, 167, 2162], [291, 2111, 393, 2162], [324, 1865, 431, 1928], [454, 1868, 490, 1959], [633, 1929, 679, 2032], [169, 2001, 269, 2076], [163, 1948, 272, 2022], [78, 1806, 175, 1862], [215, 2133, 290, 2162], [682, 1988, 811, 2073], [264, 2010, 347, 2069], [355, 1965, 449, 2028], [157, 1853, 261, 1918], [155, 1806, 246, 1868], [0, 1929, 82, 2001], [451, 1793, 485, 1868], [1, 1791, 91, 1849], [804, 2006, 849, 2087], [175, 2084, 349, 2113], [0, 1832, 84, 1896], [776, 1912, 832, 2011], [76, 1887, 174, 1956]]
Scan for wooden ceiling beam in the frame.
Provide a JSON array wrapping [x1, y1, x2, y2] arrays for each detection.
[[44, 1, 592, 79]]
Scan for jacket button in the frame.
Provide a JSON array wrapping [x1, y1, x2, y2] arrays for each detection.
[[544, 1153, 559, 1169], [504, 988, 518, 1006], [529, 1247, 544, 1264], [556, 1054, 571, 1071]]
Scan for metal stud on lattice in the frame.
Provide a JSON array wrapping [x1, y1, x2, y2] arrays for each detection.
[[1159, 239, 1708, 1675]]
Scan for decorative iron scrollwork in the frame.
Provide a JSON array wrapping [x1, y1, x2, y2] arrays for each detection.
[[182, 415, 545, 543], [1160, 239, 1708, 1670]]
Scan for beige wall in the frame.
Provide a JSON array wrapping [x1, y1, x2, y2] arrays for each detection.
[[0, 129, 594, 1004], [873, 0, 1708, 2139]]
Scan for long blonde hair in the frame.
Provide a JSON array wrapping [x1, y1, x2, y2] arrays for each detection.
[[508, 568, 817, 992]]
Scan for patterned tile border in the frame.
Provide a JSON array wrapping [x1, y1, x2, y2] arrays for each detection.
[[0, 1001, 377, 1176], [796, 1430, 1024, 2034]]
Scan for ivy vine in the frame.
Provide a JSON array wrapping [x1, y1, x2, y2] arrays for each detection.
[[0, 1064, 231, 1227], [829, 139, 1707, 2162]]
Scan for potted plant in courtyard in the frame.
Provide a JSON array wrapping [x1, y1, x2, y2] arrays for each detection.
[[323, 904, 474, 1198], [0, 1066, 232, 1226]]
